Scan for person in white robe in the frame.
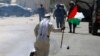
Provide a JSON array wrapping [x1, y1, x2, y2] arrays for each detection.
[[34, 14, 65, 56]]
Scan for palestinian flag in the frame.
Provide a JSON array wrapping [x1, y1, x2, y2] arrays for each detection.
[[67, 5, 84, 25]]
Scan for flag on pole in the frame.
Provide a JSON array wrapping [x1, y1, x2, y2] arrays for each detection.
[[67, 5, 84, 25]]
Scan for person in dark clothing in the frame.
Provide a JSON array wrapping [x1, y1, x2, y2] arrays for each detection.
[[37, 4, 46, 22], [68, 22, 77, 33], [53, 4, 66, 28], [68, 1, 77, 33], [60, 4, 67, 28]]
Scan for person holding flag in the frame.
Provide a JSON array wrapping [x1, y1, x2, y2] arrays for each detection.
[[34, 14, 65, 56], [67, 1, 84, 33]]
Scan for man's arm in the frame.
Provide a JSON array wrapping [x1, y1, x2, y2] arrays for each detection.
[[34, 24, 39, 37], [49, 23, 61, 32], [53, 10, 56, 19], [49, 23, 65, 32]]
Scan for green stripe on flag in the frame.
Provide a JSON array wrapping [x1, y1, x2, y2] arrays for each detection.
[[67, 18, 80, 25]]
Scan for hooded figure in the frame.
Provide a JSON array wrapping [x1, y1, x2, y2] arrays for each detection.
[[34, 14, 65, 56], [53, 4, 66, 28]]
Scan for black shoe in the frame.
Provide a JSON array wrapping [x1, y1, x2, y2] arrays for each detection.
[[67, 46, 70, 50], [73, 31, 75, 33], [30, 52, 35, 56], [68, 31, 72, 33], [57, 26, 59, 28]]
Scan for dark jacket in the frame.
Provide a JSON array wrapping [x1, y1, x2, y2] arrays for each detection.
[[54, 8, 66, 18], [37, 7, 46, 17]]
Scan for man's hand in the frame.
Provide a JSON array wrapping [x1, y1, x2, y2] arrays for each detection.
[[61, 26, 65, 30], [53, 17, 55, 19], [53, 16, 55, 19]]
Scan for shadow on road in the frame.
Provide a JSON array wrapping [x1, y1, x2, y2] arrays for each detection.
[[93, 33, 100, 36], [73, 32, 100, 36], [77, 33, 100, 36], [73, 33, 90, 35]]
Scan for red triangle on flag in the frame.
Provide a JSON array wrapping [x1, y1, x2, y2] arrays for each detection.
[[67, 5, 78, 19]]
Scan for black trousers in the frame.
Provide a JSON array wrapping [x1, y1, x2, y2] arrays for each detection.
[[56, 17, 64, 28], [30, 52, 35, 56], [68, 22, 77, 33], [39, 15, 44, 22]]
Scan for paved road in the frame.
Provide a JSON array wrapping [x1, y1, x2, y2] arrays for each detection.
[[49, 15, 100, 56], [0, 15, 100, 56], [0, 17, 36, 56]]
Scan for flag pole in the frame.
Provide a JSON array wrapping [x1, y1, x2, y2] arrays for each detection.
[[60, 30, 64, 48]]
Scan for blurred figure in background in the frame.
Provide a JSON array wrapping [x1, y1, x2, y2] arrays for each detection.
[[37, 4, 46, 22], [60, 4, 67, 28]]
